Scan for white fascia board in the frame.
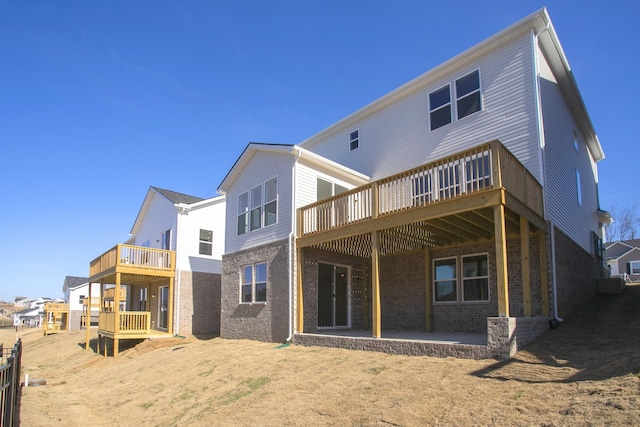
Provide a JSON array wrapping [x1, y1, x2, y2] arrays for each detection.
[[179, 194, 226, 211], [294, 146, 370, 185]]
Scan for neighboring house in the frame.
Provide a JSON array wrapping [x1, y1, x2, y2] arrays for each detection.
[[62, 276, 100, 331], [606, 239, 640, 282], [217, 8, 607, 359], [13, 297, 30, 308], [13, 307, 42, 327], [86, 186, 225, 356]]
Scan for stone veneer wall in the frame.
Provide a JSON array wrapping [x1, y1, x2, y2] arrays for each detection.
[[176, 271, 221, 336], [552, 227, 600, 316], [68, 310, 83, 331], [487, 316, 550, 359], [221, 239, 290, 343]]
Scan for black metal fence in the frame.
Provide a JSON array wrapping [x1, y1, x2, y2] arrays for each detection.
[[0, 339, 22, 427]]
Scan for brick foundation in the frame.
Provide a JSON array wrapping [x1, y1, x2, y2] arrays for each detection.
[[487, 316, 549, 358], [176, 271, 221, 336]]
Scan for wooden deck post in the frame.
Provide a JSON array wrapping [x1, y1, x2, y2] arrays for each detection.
[[85, 280, 92, 350], [520, 217, 531, 316], [114, 273, 121, 358], [371, 230, 381, 338], [424, 247, 432, 332], [296, 246, 304, 333], [538, 228, 550, 316], [168, 276, 174, 336], [494, 205, 510, 317]]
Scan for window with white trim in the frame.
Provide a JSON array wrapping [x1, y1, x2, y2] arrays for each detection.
[[462, 254, 489, 302], [628, 261, 640, 275], [456, 70, 481, 119], [78, 294, 85, 305], [241, 262, 267, 303], [349, 129, 359, 150], [434, 258, 457, 302], [429, 85, 451, 130], [237, 177, 278, 235], [199, 229, 213, 255], [576, 169, 582, 206]]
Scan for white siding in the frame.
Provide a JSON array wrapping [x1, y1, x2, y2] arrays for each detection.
[[68, 283, 100, 312], [539, 45, 600, 253], [177, 198, 226, 274], [295, 160, 363, 209], [133, 192, 177, 249], [301, 35, 541, 183], [225, 151, 294, 254]]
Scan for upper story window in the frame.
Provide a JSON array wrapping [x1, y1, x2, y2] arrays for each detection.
[[237, 177, 278, 235], [429, 85, 452, 130], [161, 229, 171, 250], [199, 229, 213, 255], [78, 294, 85, 305], [429, 69, 482, 131], [349, 129, 359, 151], [456, 70, 481, 119], [317, 177, 348, 200]]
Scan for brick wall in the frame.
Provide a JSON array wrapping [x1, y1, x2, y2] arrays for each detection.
[[553, 227, 599, 316], [176, 271, 221, 336], [221, 239, 290, 343]]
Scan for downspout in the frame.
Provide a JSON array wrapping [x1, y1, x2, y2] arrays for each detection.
[[286, 149, 301, 342], [533, 24, 562, 323]]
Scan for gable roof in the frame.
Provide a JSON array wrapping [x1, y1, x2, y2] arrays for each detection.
[[62, 276, 89, 292], [299, 8, 603, 163], [151, 186, 204, 205], [217, 142, 370, 194]]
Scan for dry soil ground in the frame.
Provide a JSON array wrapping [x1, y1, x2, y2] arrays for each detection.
[[2, 285, 640, 426]]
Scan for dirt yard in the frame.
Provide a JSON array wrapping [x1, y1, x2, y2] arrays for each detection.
[[3, 285, 640, 426]]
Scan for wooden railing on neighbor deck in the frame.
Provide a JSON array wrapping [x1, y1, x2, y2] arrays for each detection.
[[300, 141, 543, 236], [42, 303, 69, 335], [89, 244, 174, 278], [99, 311, 151, 336]]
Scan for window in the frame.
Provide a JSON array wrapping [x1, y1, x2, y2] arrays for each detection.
[[199, 229, 213, 255], [434, 258, 457, 302], [628, 261, 640, 275], [139, 288, 147, 311], [250, 185, 262, 231], [349, 129, 359, 150], [462, 254, 489, 302], [161, 229, 171, 250], [576, 169, 582, 206], [573, 130, 579, 152], [237, 178, 278, 235], [241, 262, 267, 303], [78, 294, 85, 305], [456, 70, 481, 119], [429, 85, 451, 130], [264, 178, 277, 226], [237, 192, 249, 235], [317, 177, 347, 200]]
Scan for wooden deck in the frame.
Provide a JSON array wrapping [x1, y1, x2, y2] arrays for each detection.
[[42, 303, 69, 335], [87, 244, 176, 357]]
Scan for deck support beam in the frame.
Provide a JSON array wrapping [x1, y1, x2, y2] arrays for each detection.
[[494, 205, 510, 317], [424, 247, 432, 332], [520, 217, 531, 316], [168, 276, 174, 336], [371, 231, 381, 338]]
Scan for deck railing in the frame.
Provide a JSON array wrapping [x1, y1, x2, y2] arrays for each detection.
[[42, 303, 69, 334], [300, 141, 543, 236], [89, 244, 175, 278], [99, 311, 151, 336], [0, 339, 22, 427]]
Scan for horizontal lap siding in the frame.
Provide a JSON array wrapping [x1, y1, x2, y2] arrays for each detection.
[[134, 193, 177, 248], [538, 45, 599, 253], [300, 35, 540, 183], [178, 199, 225, 274], [224, 151, 294, 254]]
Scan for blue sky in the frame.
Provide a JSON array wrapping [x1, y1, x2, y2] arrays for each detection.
[[0, 1, 637, 302]]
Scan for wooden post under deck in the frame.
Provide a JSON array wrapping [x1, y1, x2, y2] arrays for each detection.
[[538, 228, 550, 316], [494, 205, 510, 317], [296, 247, 304, 333], [85, 280, 92, 350], [520, 217, 531, 316], [371, 230, 381, 338], [113, 273, 121, 358], [424, 247, 432, 332], [168, 276, 174, 335]]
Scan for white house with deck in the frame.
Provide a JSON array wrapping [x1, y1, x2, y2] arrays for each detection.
[[217, 8, 607, 359]]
